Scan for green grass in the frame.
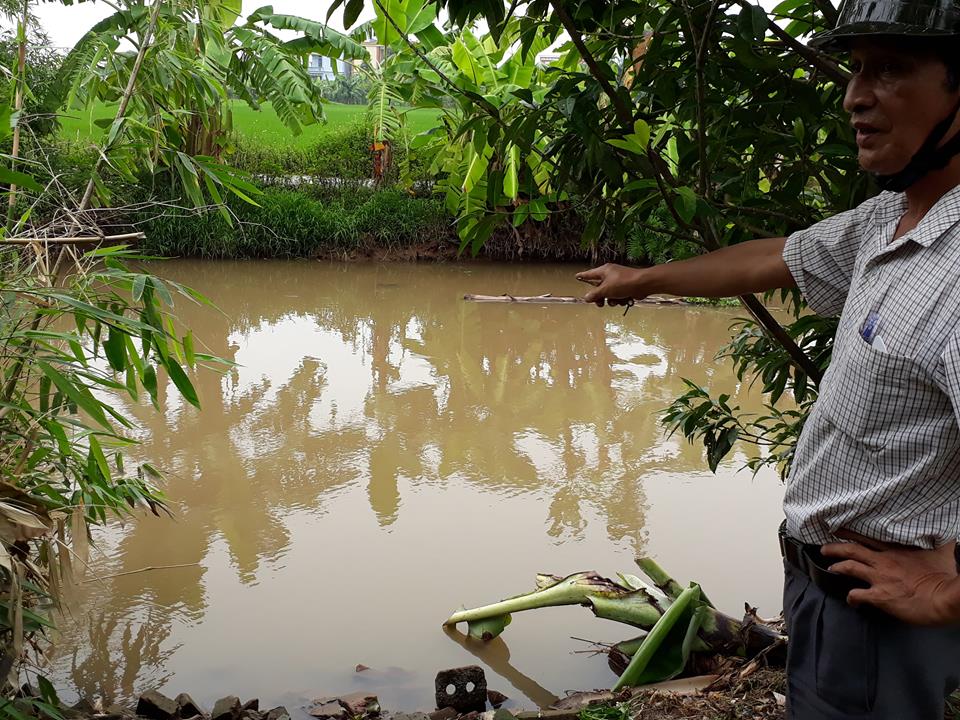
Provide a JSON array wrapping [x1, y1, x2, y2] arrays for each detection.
[[58, 101, 443, 148], [137, 186, 453, 258]]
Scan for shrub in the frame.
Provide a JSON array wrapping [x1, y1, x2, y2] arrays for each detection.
[[228, 121, 431, 187], [136, 187, 452, 258]]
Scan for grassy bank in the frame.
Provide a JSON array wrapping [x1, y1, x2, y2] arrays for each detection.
[[55, 101, 625, 263], [136, 186, 454, 259], [133, 184, 627, 262]]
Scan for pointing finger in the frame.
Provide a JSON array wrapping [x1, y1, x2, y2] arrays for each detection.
[[576, 268, 605, 283]]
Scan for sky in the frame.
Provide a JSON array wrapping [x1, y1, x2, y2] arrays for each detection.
[[26, 0, 791, 53], [27, 0, 372, 50]]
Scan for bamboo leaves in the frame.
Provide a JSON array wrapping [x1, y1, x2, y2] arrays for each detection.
[[1, 245, 219, 683]]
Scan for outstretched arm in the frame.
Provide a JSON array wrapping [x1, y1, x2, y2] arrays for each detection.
[[576, 237, 796, 305]]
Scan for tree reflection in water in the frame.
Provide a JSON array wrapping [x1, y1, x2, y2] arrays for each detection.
[[45, 261, 773, 707]]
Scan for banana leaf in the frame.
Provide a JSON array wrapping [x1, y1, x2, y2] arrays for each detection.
[[613, 585, 707, 689]]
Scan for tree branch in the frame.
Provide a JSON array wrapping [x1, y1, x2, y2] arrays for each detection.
[[809, 0, 839, 27], [548, 0, 634, 129], [732, 0, 847, 85], [79, 0, 164, 212]]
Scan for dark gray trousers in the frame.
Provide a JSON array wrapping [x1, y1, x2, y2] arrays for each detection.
[[783, 561, 960, 719]]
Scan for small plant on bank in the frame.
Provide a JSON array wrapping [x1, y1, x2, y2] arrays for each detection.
[[578, 704, 631, 720]]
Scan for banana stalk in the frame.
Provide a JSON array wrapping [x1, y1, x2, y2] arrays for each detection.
[[443, 572, 653, 640], [443, 558, 783, 685]]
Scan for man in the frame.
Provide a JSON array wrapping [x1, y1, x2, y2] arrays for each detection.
[[576, 2, 960, 717]]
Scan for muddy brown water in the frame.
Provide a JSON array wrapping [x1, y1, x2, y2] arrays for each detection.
[[46, 260, 785, 713]]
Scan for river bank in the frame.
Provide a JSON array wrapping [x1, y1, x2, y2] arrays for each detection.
[[50, 663, 789, 720], [130, 186, 628, 263]]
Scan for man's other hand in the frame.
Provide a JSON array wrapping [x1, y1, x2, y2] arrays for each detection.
[[822, 529, 960, 625], [576, 264, 645, 307]]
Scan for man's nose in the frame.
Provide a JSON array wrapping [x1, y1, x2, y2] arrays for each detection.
[[844, 73, 878, 114]]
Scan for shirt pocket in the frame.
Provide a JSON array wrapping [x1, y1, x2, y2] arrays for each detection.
[[817, 334, 938, 455]]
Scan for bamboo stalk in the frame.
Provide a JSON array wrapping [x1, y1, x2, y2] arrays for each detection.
[[6, 0, 29, 227], [0, 232, 145, 246], [80, 562, 198, 583], [78, 0, 164, 211]]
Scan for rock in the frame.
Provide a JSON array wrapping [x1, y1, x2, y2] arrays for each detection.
[[355, 665, 370, 673], [515, 711, 580, 720], [491, 711, 514, 720], [103, 704, 136, 720], [459, 713, 479, 720], [308, 702, 346, 720], [434, 666, 487, 713], [137, 691, 179, 720], [549, 691, 618, 711], [337, 693, 379, 718], [241, 700, 260, 714], [427, 709, 457, 720], [486, 691, 508, 709], [389, 714, 429, 720], [263, 708, 290, 720], [212, 696, 241, 720], [176, 694, 204, 718], [72, 699, 97, 715]]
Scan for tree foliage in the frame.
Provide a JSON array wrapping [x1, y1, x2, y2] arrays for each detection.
[[351, 0, 860, 475], [53, 0, 368, 211]]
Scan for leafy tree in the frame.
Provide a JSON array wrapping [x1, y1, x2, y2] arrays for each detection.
[[342, 0, 859, 476], [53, 0, 368, 211], [317, 73, 371, 104], [0, 26, 63, 138]]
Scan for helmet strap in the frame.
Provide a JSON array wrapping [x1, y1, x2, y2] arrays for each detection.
[[874, 99, 960, 192]]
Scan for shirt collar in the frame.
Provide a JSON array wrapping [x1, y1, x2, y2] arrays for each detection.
[[873, 184, 960, 249]]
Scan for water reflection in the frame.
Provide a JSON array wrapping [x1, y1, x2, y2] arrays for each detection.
[[47, 261, 784, 711]]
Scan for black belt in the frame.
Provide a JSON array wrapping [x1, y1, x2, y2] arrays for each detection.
[[779, 521, 870, 600]]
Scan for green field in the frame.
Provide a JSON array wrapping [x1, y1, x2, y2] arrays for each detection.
[[58, 101, 443, 148]]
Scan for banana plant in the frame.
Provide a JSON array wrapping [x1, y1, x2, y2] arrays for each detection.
[[443, 558, 782, 688], [348, 6, 559, 252]]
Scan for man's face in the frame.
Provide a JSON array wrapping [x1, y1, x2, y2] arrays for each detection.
[[844, 40, 960, 175]]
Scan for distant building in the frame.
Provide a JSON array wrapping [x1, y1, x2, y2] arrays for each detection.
[[363, 40, 386, 67], [538, 53, 563, 67], [307, 40, 386, 80], [307, 55, 355, 80]]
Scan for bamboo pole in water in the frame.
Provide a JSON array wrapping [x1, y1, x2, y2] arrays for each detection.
[[0, 232, 145, 246], [463, 294, 686, 305]]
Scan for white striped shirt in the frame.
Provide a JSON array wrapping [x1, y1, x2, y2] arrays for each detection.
[[782, 184, 960, 549]]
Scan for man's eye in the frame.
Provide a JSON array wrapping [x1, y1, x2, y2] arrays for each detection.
[[880, 61, 904, 75]]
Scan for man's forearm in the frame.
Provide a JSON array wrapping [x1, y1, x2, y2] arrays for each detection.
[[641, 237, 796, 298]]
